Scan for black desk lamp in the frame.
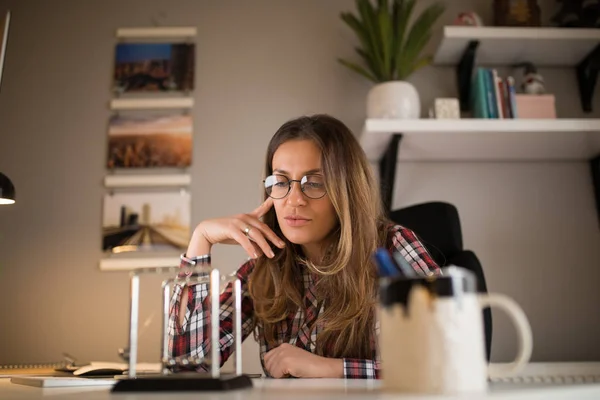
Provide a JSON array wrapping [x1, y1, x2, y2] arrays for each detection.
[[0, 172, 15, 205], [0, 13, 12, 205]]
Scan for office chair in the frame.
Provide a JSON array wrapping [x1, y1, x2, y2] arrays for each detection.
[[389, 201, 493, 362]]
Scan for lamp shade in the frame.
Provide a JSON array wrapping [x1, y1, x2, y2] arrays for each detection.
[[0, 172, 15, 204]]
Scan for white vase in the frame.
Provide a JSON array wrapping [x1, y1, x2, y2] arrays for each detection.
[[366, 81, 421, 119]]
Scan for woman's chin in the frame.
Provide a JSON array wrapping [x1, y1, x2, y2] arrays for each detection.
[[281, 230, 312, 245]]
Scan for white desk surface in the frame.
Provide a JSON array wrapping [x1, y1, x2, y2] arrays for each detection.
[[2, 377, 600, 400]]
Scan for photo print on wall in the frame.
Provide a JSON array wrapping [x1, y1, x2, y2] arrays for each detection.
[[107, 113, 192, 168], [102, 190, 191, 253], [113, 42, 195, 93]]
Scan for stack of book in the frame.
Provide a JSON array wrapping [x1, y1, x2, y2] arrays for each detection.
[[471, 67, 518, 119]]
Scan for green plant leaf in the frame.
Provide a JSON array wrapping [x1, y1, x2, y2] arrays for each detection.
[[340, 13, 370, 56], [378, 3, 393, 79], [338, 58, 379, 83], [338, 0, 445, 83], [340, 10, 382, 81], [357, 0, 385, 79], [355, 47, 382, 81], [396, 2, 444, 79], [404, 55, 433, 77], [392, 0, 415, 80]]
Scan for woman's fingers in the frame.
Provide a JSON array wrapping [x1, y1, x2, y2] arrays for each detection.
[[237, 221, 277, 258], [229, 229, 261, 259], [263, 347, 281, 378], [250, 197, 274, 219], [241, 215, 285, 249]]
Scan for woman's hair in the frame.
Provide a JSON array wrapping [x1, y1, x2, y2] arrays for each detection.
[[248, 114, 389, 359]]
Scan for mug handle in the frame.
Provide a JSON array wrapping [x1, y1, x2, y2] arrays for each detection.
[[478, 293, 533, 379]]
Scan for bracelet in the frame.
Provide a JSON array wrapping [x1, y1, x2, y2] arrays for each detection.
[[180, 253, 211, 266]]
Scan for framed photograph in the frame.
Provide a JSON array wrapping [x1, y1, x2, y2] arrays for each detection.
[[494, 0, 541, 27], [107, 113, 192, 169], [102, 191, 191, 253], [113, 42, 195, 93]]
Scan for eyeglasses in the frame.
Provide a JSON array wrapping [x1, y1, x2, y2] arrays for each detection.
[[264, 174, 327, 199]]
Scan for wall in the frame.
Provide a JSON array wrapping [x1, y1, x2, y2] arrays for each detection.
[[0, 0, 598, 373]]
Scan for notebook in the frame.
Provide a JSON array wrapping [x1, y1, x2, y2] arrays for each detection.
[[0, 362, 69, 378], [10, 376, 115, 388], [0, 361, 160, 378]]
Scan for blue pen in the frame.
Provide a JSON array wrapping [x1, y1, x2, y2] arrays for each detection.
[[373, 248, 400, 278]]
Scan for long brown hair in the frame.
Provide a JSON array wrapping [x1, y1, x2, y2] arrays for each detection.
[[248, 114, 389, 359]]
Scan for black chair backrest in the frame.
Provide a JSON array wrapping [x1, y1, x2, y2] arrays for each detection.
[[389, 201, 463, 267]]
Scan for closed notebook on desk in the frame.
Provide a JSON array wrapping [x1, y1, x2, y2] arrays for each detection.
[[10, 376, 115, 388]]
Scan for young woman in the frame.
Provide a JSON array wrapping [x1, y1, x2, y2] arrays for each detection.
[[168, 114, 439, 379]]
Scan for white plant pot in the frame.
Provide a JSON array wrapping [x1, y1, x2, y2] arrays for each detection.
[[366, 81, 421, 119]]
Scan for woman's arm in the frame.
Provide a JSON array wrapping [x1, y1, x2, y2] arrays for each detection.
[[389, 225, 441, 275], [342, 358, 380, 379]]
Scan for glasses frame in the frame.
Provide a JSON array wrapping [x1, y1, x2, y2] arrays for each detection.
[[263, 174, 327, 200]]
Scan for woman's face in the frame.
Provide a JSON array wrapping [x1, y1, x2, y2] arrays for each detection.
[[270, 139, 338, 256]]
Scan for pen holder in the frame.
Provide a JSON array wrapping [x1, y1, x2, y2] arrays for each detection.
[[379, 266, 532, 394], [111, 264, 252, 392]]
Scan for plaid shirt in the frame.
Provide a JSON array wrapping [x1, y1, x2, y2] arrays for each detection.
[[168, 224, 440, 379]]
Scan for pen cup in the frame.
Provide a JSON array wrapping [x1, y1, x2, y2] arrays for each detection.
[[379, 266, 533, 394]]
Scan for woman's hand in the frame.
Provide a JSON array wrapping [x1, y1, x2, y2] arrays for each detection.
[[190, 198, 285, 259], [263, 343, 343, 378]]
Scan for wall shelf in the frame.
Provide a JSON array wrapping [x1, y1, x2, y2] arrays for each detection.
[[361, 119, 600, 162], [116, 27, 197, 39], [434, 26, 600, 66], [104, 174, 191, 188], [360, 118, 600, 223], [110, 97, 194, 110], [433, 26, 600, 112], [99, 256, 181, 271]]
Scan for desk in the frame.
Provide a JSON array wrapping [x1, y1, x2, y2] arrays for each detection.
[[2, 378, 600, 399]]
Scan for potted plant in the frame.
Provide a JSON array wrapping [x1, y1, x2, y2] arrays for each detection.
[[339, 0, 445, 119]]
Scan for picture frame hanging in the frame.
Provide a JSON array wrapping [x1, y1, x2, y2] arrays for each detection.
[[113, 42, 195, 94], [107, 112, 193, 169], [102, 190, 191, 254]]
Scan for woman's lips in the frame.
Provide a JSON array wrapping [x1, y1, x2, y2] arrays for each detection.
[[284, 217, 311, 227]]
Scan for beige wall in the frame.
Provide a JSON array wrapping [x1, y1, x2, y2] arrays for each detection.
[[0, 0, 598, 373]]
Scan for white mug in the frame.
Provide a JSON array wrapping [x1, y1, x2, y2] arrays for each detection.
[[379, 266, 533, 394]]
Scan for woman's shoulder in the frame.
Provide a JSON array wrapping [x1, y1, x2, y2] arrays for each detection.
[[382, 222, 441, 275], [383, 222, 419, 249]]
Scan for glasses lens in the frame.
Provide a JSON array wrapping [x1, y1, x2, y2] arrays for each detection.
[[264, 175, 289, 199], [301, 175, 326, 199]]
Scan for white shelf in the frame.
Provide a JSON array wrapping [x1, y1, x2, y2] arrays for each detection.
[[116, 27, 197, 38], [433, 26, 600, 67], [360, 119, 600, 162], [104, 174, 191, 188], [99, 256, 180, 271], [110, 97, 194, 110]]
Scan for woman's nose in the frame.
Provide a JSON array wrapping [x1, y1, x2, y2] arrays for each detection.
[[286, 181, 307, 206]]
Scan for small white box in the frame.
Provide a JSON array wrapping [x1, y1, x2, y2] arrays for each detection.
[[434, 98, 461, 119]]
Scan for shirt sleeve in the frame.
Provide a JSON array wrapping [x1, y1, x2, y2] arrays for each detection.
[[343, 358, 380, 379], [167, 258, 256, 371], [388, 224, 441, 276]]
